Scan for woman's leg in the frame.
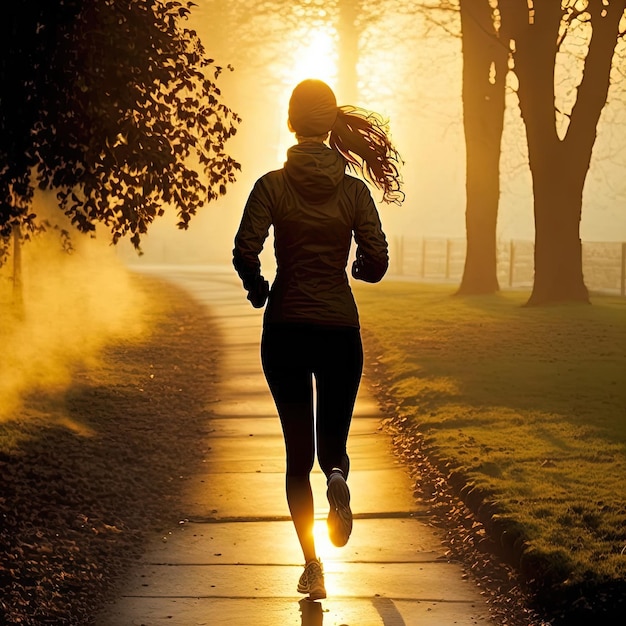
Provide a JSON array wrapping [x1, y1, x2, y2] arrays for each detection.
[[261, 326, 318, 563], [314, 327, 363, 478], [314, 327, 363, 547]]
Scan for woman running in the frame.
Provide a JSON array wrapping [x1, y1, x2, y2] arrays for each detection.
[[233, 78, 403, 600]]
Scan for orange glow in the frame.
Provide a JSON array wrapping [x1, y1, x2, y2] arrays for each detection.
[[275, 26, 338, 162], [313, 515, 335, 557], [287, 27, 337, 87]]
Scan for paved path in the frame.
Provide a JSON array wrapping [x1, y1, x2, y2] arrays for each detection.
[[96, 266, 493, 626]]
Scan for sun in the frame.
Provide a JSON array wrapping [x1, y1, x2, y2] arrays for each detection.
[[274, 26, 338, 161], [289, 27, 337, 87]]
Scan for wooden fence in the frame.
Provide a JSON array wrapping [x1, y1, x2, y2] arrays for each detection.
[[390, 238, 626, 296]]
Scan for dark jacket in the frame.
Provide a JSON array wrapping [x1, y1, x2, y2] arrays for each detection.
[[233, 142, 388, 328]]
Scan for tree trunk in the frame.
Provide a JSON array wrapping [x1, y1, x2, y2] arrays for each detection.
[[528, 164, 588, 305], [12, 224, 24, 313], [512, 0, 625, 305], [456, 0, 508, 295], [336, 0, 360, 104]]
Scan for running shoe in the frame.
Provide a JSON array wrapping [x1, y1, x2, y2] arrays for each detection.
[[297, 558, 326, 600], [327, 471, 353, 547]]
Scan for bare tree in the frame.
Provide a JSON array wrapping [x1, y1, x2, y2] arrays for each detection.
[[506, 0, 626, 305], [456, 0, 509, 294], [418, 0, 626, 303]]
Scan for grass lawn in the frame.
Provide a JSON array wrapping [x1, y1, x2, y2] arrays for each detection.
[[354, 280, 626, 619]]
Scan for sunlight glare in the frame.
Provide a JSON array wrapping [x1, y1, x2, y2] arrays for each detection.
[[288, 27, 337, 87], [276, 27, 337, 162], [313, 516, 335, 557]]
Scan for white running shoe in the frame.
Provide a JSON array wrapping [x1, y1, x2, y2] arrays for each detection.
[[297, 558, 326, 600]]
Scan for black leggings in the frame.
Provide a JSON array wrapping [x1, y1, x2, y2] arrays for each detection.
[[261, 324, 363, 479]]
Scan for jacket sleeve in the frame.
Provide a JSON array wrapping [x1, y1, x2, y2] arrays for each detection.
[[352, 184, 389, 283], [233, 178, 273, 302]]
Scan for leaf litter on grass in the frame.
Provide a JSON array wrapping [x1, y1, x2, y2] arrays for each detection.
[[0, 274, 221, 625]]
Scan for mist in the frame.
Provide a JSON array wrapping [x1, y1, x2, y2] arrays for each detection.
[[117, 0, 626, 270], [3, 1, 625, 419], [0, 191, 145, 423]]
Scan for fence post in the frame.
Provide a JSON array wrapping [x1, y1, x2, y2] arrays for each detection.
[[445, 239, 451, 280], [508, 239, 515, 287], [420, 237, 426, 278], [620, 242, 626, 296], [396, 236, 404, 276]]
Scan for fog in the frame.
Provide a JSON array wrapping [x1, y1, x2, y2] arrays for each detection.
[[3, 2, 626, 419], [0, 191, 145, 422], [118, 0, 626, 270]]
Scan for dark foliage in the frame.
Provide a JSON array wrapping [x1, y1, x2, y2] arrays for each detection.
[[0, 0, 240, 264]]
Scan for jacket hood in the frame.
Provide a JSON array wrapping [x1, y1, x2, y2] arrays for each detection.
[[284, 143, 345, 201]]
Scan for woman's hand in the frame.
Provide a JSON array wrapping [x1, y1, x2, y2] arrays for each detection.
[[247, 276, 269, 308]]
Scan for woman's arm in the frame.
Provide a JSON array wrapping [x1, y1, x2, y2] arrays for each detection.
[[233, 178, 273, 307], [352, 184, 389, 283]]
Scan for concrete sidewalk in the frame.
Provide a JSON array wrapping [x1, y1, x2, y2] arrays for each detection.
[[96, 266, 493, 626]]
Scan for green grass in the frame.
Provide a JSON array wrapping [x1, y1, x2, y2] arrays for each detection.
[[354, 281, 626, 592]]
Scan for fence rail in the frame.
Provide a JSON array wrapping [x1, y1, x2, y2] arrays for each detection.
[[391, 238, 626, 296]]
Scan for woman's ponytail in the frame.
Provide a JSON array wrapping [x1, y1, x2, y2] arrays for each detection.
[[329, 106, 404, 205]]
